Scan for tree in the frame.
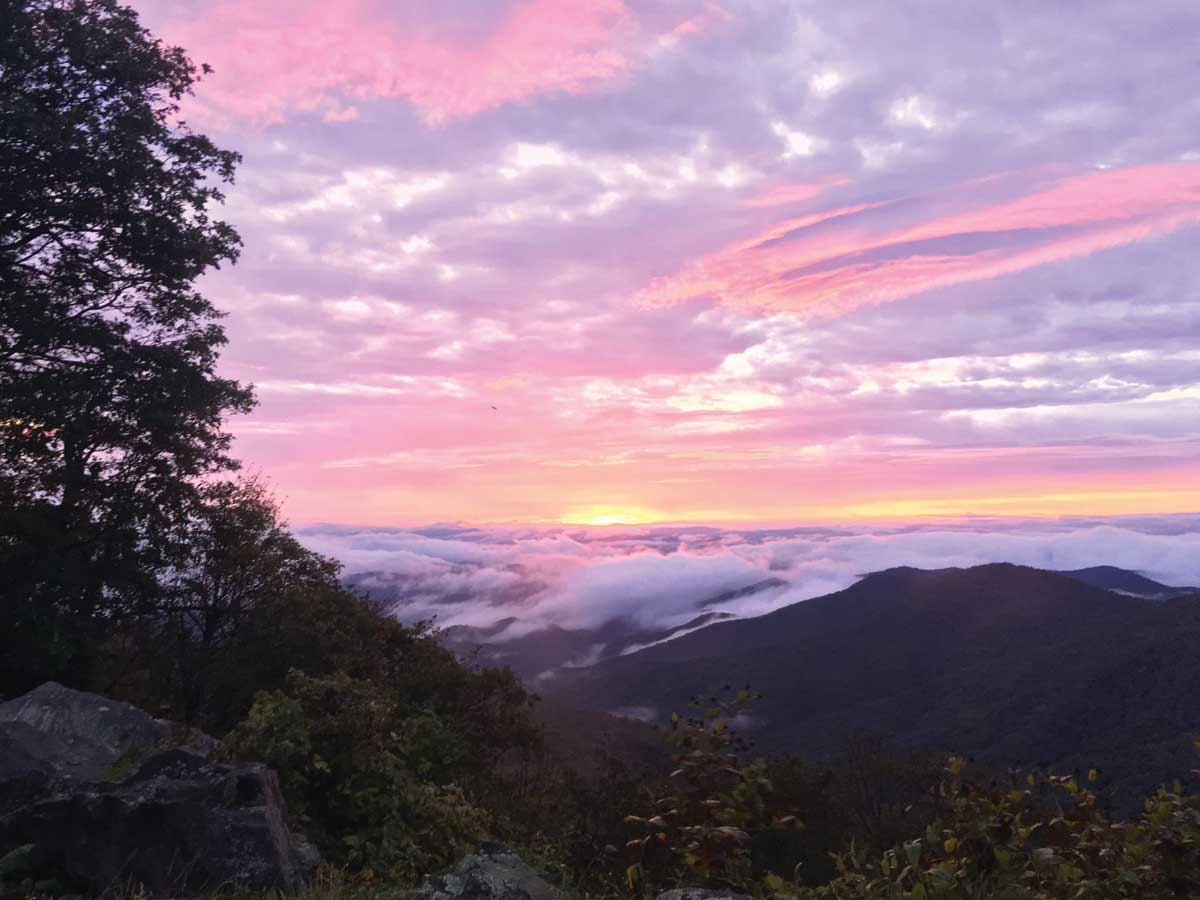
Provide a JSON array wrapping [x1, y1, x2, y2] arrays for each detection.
[[146, 477, 348, 725], [0, 0, 252, 694]]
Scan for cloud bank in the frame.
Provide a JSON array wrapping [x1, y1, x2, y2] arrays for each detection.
[[300, 516, 1200, 640]]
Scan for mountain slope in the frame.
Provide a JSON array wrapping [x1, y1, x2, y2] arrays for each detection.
[[1055, 565, 1198, 599], [543, 564, 1200, 795], [395, 578, 783, 681], [439, 610, 739, 681]]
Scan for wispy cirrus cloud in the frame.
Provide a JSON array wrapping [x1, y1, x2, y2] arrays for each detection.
[[637, 164, 1200, 316]]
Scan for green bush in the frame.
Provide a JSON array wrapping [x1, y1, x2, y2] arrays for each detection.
[[624, 690, 803, 896], [225, 671, 492, 885], [618, 693, 1200, 900], [787, 747, 1200, 900]]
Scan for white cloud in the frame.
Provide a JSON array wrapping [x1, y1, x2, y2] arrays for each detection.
[[771, 120, 822, 158], [297, 518, 1200, 645], [809, 69, 844, 97]]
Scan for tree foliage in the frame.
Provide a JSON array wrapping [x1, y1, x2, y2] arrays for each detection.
[[0, 0, 251, 692], [88, 476, 547, 884], [616, 696, 1200, 900], [224, 671, 495, 886], [790, 752, 1200, 900], [109, 477, 375, 729], [625, 690, 803, 896]]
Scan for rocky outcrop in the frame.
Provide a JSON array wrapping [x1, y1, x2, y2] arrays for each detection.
[[396, 845, 754, 900], [0, 682, 219, 782], [656, 890, 755, 900], [0, 683, 314, 897], [398, 843, 566, 900]]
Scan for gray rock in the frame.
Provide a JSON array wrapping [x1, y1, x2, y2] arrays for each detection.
[[0, 723, 57, 813], [657, 890, 756, 900], [0, 843, 36, 878], [398, 843, 565, 900], [0, 683, 317, 897], [0, 682, 187, 782], [291, 829, 324, 875]]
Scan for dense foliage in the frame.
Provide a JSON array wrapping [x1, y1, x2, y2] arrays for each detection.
[[76, 478, 549, 886], [792, 755, 1200, 900], [224, 672, 493, 883], [618, 694, 944, 898], [619, 701, 1200, 900], [624, 691, 796, 894]]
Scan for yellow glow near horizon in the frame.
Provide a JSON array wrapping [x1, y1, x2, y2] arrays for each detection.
[[834, 489, 1200, 520], [558, 505, 668, 526], [543, 488, 1200, 530]]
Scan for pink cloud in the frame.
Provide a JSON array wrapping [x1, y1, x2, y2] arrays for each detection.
[[135, 0, 710, 126], [323, 105, 360, 123], [742, 177, 849, 208], [637, 163, 1200, 316], [663, 2, 732, 42]]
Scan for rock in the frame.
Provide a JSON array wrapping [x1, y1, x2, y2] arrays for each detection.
[[398, 843, 565, 900], [0, 723, 56, 813], [0, 844, 36, 878], [657, 890, 756, 900], [0, 683, 317, 897], [0, 681, 167, 780], [0, 682, 213, 783], [291, 829, 324, 875]]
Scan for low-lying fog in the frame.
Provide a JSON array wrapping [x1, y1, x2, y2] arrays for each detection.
[[298, 515, 1200, 643]]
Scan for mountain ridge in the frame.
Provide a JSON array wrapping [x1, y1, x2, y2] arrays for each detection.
[[1054, 564, 1198, 599], [541, 563, 1200, 802]]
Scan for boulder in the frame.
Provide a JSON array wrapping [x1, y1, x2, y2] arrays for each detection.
[[656, 890, 756, 900], [397, 843, 565, 900], [0, 723, 57, 812], [0, 683, 315, 896], [0, 682, 216, 783]]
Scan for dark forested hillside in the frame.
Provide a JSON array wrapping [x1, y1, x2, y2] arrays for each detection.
[[545, 564, 1200, 801]]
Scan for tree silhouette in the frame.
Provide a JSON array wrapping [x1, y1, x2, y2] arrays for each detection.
[[0, 0, 253, 693]]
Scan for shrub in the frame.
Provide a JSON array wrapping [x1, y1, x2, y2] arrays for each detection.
[[225, 671, 492, 885], [793, 747, 1200, 900], [625, 690, 802, 896]]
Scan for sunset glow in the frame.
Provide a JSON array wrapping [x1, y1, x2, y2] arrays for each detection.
[[559, 506, 668, 526], [129, 0, 1200, 527]]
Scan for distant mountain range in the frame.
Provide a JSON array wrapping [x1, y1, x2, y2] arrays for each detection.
[[539, 564, 1200, 803], [1053, 565, 1198, 599]]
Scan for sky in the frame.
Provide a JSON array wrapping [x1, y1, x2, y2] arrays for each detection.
[[133, 0, 1200, 527]]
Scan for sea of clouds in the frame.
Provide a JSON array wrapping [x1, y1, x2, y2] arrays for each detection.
[[296, 515, 1200, 638]]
